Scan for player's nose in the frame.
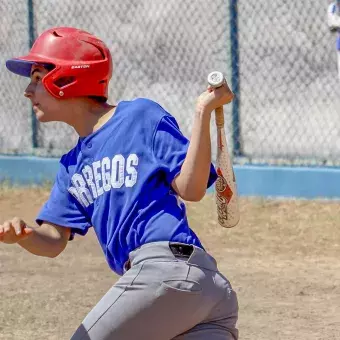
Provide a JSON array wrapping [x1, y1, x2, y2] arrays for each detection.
[[24, 84, 34, 99]]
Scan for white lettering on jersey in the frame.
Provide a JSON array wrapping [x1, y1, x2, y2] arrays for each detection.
[[125, 154, 139, 187], [68, 186, 82, 204], [69, 173, 94, 208], [101, 157, 111, 192], [111, 154, 125, 189], [93, 160, 104, 197], [68, 154, 139, 207], [82, 165, 97, 198]]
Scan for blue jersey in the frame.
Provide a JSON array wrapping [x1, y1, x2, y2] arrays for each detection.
[[36, 98, 217, 275]]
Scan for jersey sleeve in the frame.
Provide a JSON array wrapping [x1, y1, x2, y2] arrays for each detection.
[[36, 159, 91, 237], [152, 114, 217, 188]]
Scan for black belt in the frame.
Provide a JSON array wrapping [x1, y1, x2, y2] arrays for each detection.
[[124, 243, 194, 272]]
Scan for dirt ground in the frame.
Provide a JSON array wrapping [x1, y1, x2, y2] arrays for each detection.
[[0, 186, 339, 340]]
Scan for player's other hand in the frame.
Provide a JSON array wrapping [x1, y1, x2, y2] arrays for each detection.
[[196, 81, 234, 114], [0, 217, 33, 244]]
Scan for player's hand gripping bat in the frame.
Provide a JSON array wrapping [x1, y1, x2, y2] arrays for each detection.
[[207, 71, 240, 228]]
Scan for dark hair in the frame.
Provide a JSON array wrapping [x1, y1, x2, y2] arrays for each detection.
[[44, 64, 55, 72]]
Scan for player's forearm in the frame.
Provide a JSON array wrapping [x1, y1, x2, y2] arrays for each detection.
[[173, 108, 212, 201], [18, 225, 67, 258]]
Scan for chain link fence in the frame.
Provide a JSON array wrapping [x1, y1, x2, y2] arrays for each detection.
[[237, 0, 340, 166], [0, 0, 339, 166]]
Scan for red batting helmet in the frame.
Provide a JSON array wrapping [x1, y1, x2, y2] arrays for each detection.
[[6, 27, 113, 100]]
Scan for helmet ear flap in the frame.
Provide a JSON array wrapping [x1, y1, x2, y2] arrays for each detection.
[[41, 68, 78, 99], [54, 76, 76, 88]]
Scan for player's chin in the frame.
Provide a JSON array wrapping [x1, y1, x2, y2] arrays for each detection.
[[34, 108, 50, 122]]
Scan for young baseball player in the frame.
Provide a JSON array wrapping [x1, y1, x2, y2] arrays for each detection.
[[328, 1, 340, 79], [1, 27, 238, 339]]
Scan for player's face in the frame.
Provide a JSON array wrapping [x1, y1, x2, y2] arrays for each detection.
[[24, 65, 61, 122]]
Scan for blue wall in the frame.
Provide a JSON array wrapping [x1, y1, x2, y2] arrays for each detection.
[[1, 156, 339, 199]]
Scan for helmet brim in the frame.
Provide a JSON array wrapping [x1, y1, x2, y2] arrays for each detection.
[[6, 59, 36, 77], [6, 55, 54, 77]]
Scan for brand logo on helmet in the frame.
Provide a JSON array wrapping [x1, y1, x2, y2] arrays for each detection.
[[71, 65, 90, 69]]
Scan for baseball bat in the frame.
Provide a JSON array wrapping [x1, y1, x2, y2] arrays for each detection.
[[207, 71, 240, 228]]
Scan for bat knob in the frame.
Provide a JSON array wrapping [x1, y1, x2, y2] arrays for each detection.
[[207, 71, 225, 88]]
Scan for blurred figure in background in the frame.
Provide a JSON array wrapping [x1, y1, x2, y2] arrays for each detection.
[[328, 1, 340, 79]]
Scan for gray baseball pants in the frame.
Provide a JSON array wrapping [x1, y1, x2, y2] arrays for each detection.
[[71, 241, 238, 340]]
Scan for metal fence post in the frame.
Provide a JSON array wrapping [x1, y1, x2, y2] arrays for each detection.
[[28, 0, 38, 149], [229, 0, 242, 157]]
